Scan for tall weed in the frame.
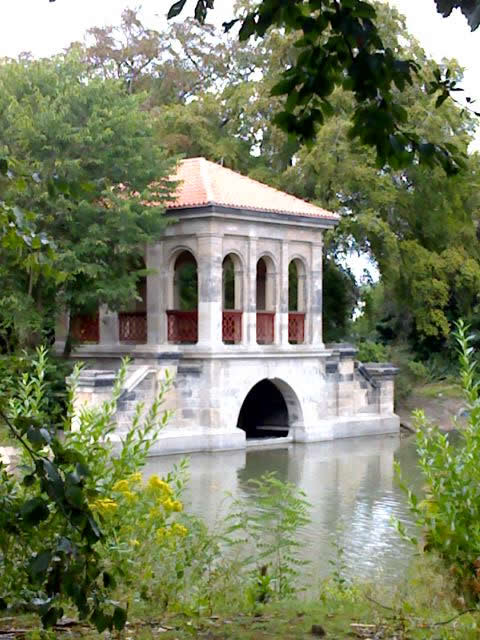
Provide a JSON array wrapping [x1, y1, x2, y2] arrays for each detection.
[[225, 472, 311, 605], [396, 320, 480, 598]]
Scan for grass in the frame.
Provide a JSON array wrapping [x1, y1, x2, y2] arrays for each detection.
[[3, 557, 480, 639], [416, 381, 463, 399]]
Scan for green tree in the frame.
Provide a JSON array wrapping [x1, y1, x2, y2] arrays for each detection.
[[167, 0, 480, 174], [0, 52, 176, 352]]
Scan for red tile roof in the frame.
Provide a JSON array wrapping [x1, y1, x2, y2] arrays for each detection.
[[166, 157, 339, 221]]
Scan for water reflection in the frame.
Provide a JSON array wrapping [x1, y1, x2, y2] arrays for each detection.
[[144, 434, 419, 584]]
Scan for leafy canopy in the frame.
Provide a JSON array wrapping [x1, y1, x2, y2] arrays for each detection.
[[0, 52, 176, 351], [168, 0, 479, 175]]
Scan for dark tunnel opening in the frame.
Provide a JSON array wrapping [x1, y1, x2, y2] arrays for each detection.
[[237, 379, 289, 439]]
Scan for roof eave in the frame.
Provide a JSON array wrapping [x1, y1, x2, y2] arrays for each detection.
[[166, 202, 339, 229]]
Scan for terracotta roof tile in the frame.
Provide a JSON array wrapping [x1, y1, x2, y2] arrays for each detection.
[[166, 157, 339, 221]]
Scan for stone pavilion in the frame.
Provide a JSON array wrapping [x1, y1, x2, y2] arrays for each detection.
[[56, 158, 399, 455]]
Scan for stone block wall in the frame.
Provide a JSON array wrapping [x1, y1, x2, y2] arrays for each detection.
[[70, 349, 398, 456]]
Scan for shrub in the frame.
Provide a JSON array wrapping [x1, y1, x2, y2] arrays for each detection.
[[356, 340, 389, 363], [396, 320, 480, 599], [406, 360, 429, 381], [0, 348, 171, 631], [0, 351, 73, 444]]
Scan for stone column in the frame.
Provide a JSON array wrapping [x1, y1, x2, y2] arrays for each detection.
[[55, 310, 69, 347], [197, 234, 223, 348], [279, 241, 290, 346], [99, 305, 119, 346], [146, 243, 168, 345], [245, 236, 258, 346], [234, 263, 243, 310], [310, 239, 323, 347]]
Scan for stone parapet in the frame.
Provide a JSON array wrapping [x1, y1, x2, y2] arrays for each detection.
[[361, 363, 399, 416]]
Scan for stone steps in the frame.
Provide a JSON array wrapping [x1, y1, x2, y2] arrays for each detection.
[[115, 368, 158, 431]]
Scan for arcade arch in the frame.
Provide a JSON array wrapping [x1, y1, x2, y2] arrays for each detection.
[[118, 262, 148, 344], [222, 253, 243, 344], [167, 250, 198, 343], [288, 258, 306, 344], [256, 255, 276, 344]]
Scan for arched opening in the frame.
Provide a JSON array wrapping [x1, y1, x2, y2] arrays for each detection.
[[288, 258, 306, 344], [119, 263, 148, 343], [167, 250, 198, 343], [223, 255, 236, 310], [288, 261, 299, 312], [256, 256, 275, 344], [222, 253, 243, 344], [237, 379, 289, 439], [174, 250, 198, 311]]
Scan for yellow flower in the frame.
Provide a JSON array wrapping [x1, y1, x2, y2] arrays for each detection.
[[148, 475, 173, 495], [112, 479, 130, 492], [162, 498, 174, 511], [162, 498, 183, 512], [171, 500, 183, 512], [90, 498, 118, 515], [156, 527, 167, 542], [171, 523, 188, 537], [123, 490, 137, 503], [149, 506, 161, 520], [129, 472, 142, 485], [130, 539, 140, 547]]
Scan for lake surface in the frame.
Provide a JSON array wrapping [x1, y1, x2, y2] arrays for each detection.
[[144, 434, 422, 585]]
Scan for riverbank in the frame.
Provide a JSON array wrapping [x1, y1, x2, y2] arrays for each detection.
[[397, 381, 465, 432], [1, 556, 478, 639]]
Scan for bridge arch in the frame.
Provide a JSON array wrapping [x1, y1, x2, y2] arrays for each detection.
[[236, 377, 304, 439]]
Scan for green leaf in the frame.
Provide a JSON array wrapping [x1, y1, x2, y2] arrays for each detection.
[[23, 473, 36, 487], [28, 550, 51, 582], [113, 606, 127, 631], [435, 92, 449, 108], [26, 425, 52, 449], [0, 158, 7, 175], [91, 608, 112, 633], [239, 14, 257, 41], [20, 497, 50, 526], [41, 606, 63, 629], [194, 0, 207, 23], [271, 77, 297, 97], [65, 483, 84, 508], [167, 0, 187, 20], [55, 446, 87, 466]]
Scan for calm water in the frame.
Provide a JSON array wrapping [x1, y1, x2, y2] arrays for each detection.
[[144, 434, 422, 584]]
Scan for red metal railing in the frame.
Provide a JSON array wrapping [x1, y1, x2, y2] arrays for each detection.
[[119, 312, 147, 343], [288, 312, 305, 344], [222, 310, 242, 344], [256, 312, 275, 344], [71, 313, 99, 343], [167, 310, 198, 344]]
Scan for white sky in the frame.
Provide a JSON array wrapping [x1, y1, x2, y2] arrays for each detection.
[[0, 1, 478, 110], [0, 1, 477, 65]]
